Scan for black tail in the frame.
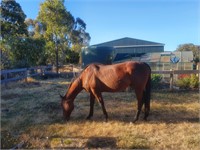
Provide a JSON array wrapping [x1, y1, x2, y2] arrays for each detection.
[[145, 74, 151, 110], [143, 70, 151, 120]]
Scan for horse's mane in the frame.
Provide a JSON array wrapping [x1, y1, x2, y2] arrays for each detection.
[[66, 64, 91, 91]]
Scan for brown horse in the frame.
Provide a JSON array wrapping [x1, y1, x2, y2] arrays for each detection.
[[60, 61, 151, 122]]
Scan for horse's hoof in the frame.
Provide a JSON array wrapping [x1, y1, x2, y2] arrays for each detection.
[[86, 116, 92, 120], [103, 119, 108, 123], [143, 118, 148, 121]]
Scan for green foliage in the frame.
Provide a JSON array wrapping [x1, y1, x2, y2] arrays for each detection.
[[1, 36, 46, 69], [190, 74, 199, 88], [11, 37, 46, 68], [0, 0, 90, 69], [176, 77, 190, 89], [37, 0, 90, 65], [65, 49, 79, 64], [0, 0, 28, 38], [0, 0, 29, 69], [36, 0, 89, 64], [25, 18, 44, 38], [151, 74, 162, 89], [176, 74, 199, 89], [71, 17, 91, 46], [37, 0, 74, 66], [0, 39, 14, 69]]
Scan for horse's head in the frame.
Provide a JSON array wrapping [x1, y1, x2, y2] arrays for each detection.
[[60, 95, 74, 121]]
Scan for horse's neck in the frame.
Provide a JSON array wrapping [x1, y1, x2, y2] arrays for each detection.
[[66, 78, 83, 100]]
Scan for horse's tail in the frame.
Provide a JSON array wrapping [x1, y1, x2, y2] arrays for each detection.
[[145, 73, 151, 109], [143, 64, 151, 119]]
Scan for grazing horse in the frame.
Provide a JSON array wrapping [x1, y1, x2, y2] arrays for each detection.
[[60, 61, 151, 122]]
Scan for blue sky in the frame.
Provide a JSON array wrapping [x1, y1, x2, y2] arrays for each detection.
[[17, 0, 199, 51]]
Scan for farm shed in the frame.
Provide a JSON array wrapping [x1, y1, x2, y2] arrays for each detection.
[[81, 37, 164, 67], [92, 37, 164, 62]]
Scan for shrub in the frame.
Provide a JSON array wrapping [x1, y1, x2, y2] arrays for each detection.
[[151, 74, 162, 89], [190, 74, 199, 88], [176, 76, 190, 89], [176, 74, 199, 89]]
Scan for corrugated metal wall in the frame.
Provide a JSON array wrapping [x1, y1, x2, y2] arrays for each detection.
[[115, 46, 164, 54]]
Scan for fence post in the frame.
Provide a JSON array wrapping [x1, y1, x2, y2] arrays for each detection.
[[170, 69, 174, 91], [25, 69, 28, 82], [4, 72, 8, 87], [197, 63, 200, 84]]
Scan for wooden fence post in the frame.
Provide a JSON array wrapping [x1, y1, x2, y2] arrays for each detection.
[[170, 69, 174, 91], [197, 63, 200, 84], [4, 72, 8, 87], [25, 69, 28, 83]]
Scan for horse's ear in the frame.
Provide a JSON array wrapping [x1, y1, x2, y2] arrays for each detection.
[[74, 72, 78, 78], [60, 94, 64, 99]]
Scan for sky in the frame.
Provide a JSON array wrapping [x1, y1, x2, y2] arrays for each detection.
[[16, 0, 199, 51]]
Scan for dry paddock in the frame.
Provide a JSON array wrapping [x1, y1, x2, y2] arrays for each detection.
[[1, 77, 200, 149]]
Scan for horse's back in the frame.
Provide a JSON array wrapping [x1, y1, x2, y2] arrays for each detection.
[[81, 61, 151, 92]]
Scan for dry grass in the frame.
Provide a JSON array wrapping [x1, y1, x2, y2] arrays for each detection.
[[1, 78, 200, 149]]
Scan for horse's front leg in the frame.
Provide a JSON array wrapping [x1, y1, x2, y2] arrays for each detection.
[[92, 91, 108, 122], [86, 93, 95, 120]]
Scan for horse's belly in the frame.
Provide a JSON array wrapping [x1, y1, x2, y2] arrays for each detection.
[[102, 78, 130, 92]]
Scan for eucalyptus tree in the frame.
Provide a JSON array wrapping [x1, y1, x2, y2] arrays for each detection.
[[71, 17, 91, 52], [0, 0, 28, 69], [0, 0, 28, 39], [37, 0, 75, 73], [37, 0, 91, 71]]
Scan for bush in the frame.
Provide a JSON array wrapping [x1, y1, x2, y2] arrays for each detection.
[[151, 74, 162, 89], [176, 74, 199, 89], [190, 74, 199, 88], [66, 50, 79, 64]]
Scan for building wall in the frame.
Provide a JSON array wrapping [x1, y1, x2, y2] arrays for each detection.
[[90, 37, 165, 63], [115, 46, 164, 54]]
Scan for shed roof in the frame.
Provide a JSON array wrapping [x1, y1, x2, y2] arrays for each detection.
[[92, 37, 164, 48]]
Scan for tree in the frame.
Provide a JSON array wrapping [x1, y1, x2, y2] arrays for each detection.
[[0, 0, 46, 69], [37, 0, 75, 73], [11, 37, 46, 68], [176, 43, 200, 64], [71, 17, 91, 50], [37, 0, 91, 71], [70, 17, 90, 63], [0, 0, 28, 38], [0, 0, 28, 69]]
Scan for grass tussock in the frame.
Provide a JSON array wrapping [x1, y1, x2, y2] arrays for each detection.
[[1, 78, 200, 149]]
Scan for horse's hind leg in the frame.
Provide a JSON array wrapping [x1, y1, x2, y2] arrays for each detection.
[[134, 88, 144, 122], [143, 91, 150, 121], [86, 93, 95, 120]]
